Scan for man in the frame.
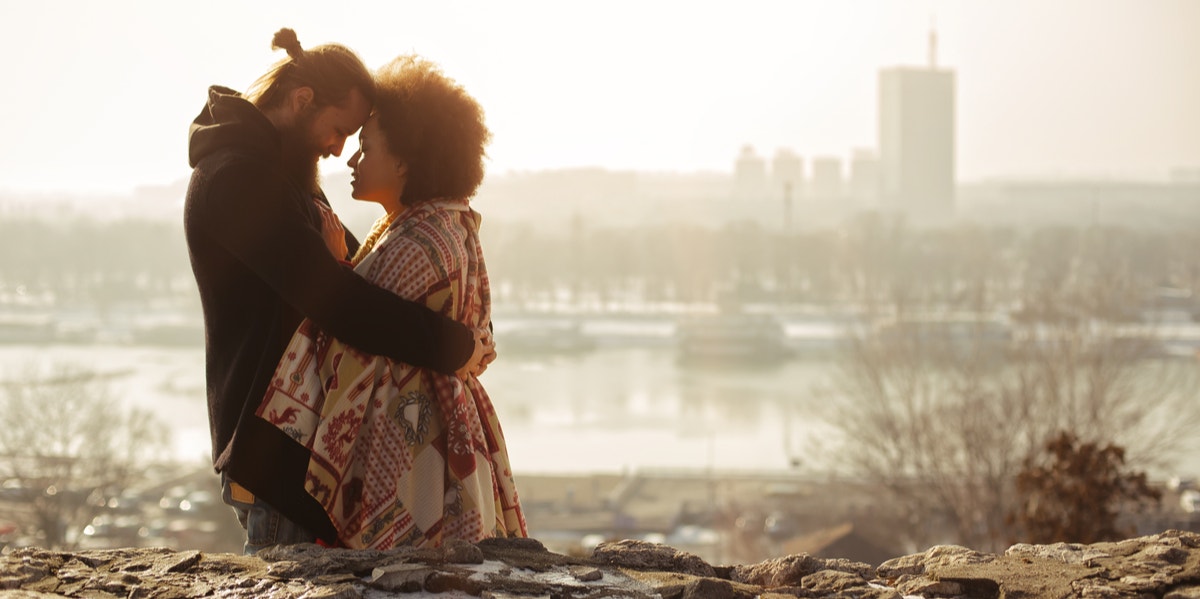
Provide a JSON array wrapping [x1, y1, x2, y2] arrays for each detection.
[[184, 28, 490, 553]]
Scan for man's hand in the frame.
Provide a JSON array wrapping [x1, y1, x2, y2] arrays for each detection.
[[456, 327, 497, 379], [477, 329, 497, 376], [314, 201, 349, 260]]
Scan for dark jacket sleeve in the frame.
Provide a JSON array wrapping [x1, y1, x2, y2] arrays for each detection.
[[343, 227, 361, 261], [197, 160, 473, 374]]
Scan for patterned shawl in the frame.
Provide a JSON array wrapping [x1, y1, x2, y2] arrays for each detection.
[[257, 199, 525, 549]]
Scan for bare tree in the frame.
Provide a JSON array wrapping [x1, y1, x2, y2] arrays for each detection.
[[820, 231, 1200, 552], [0, 363, 168, 549]]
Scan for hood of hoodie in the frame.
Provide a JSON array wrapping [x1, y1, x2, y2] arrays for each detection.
[[188, 86, 281, 168]]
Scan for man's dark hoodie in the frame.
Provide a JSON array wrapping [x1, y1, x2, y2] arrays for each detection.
[[184, 86, 474, 540]]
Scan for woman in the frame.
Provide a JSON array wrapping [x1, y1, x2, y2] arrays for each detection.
[[257, 55, 526, 549]]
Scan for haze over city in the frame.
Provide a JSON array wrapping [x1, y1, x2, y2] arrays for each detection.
[[1, 0, 1197, 195], [5, 0, 1200, 561]]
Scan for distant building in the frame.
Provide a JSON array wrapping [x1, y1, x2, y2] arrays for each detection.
[[957, 178, 1200, 228], [771, 148, 804, 202], [849, 149, 880, 205], [734, 145, 768, 201], [878, 27, 956, 220], [809, 157, 844, 201]]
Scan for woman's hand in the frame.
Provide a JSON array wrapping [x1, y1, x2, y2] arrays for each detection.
[[314, 201, 349, 260]]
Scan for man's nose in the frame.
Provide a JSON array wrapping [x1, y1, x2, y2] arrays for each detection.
[[329, 137, 346, 158]]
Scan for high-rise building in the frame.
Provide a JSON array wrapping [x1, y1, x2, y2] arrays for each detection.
[[771, 148, 804, 201], [734, 145, 768, 201], [879, 27, 956, 219], [849, 149, 880, 204], [810, 157, 844, 201]]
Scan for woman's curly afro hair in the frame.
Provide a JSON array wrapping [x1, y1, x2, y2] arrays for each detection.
[[373, 55, 491, 205]]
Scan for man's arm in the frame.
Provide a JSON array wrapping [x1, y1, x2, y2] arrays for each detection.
[[343, 226, 361, 260], [198, 161, 473, 374]]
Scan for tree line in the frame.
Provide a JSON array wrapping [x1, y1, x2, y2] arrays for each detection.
[[2, 212, 1198, 318]]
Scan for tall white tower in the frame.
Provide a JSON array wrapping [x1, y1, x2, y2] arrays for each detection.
[[878, 22, 956, 220]]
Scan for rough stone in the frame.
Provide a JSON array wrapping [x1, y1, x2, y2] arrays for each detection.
[[1005, 541, 1113, 566], [617, 568, 695, 597], [863, 583, 905, 599], [298, 584, 361, 599], [680, 577, 755, 599], [259, 543, 395, 577], [1167, 586, 1200, 599], [424, 569, 486, 595], [367, 562, 434, 590], [477, 536, 571, 573], [1139, 543, 1189, 565], [591, 538, 715, 578], [23, 576, 61, 594], [732, 553, 824, 588], [2, 530, 1200, 598], [821, 557, 876, 579], [922, 544, 997, 570], [876, 551, 928, 579], [442, 538, 486, 564], [893, 574, 965, 596], [801, 569, 872, 592], [568, 564, 603, 582]]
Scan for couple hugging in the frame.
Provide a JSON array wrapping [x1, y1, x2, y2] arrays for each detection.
[[184, 28, 526, 554]]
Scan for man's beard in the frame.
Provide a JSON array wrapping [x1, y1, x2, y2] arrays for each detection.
[[278, 110, 322, 193]]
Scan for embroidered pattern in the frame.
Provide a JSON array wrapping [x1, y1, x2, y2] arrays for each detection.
[[393, 390, 432, 445]]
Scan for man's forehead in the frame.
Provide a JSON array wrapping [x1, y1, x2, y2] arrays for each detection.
[[324, 88, 370, 130], [344, 89, 371, 129]]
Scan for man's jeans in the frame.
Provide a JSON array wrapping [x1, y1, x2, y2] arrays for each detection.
[[220, 474, 315, 555]]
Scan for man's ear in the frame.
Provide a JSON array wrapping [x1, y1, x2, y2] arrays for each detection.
[[288, 86, 316, 115]]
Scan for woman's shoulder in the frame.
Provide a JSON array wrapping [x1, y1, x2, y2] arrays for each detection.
[[402, 200, 478, 239], [369, 201, 466, 257], [410, 198, 474, 220], [364, 204, 476, 282]]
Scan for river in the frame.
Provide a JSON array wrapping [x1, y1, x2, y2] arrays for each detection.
[[0, 335, 842, 475], [2, 311, 1198, 481]]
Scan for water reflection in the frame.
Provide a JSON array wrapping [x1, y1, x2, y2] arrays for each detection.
[[481, 345, 838, 473], [0, 338, 840, 474]]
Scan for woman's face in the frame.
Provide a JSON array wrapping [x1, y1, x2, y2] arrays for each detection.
[[346, 115, 406, 209]]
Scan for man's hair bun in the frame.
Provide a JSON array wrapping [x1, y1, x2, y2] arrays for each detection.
[[271, 28, 304, 59]]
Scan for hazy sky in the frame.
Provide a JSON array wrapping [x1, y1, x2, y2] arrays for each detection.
[[0, 0, 1197, 193]]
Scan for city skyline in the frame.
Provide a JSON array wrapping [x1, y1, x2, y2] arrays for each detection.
[[0, 0, 1197, 195]]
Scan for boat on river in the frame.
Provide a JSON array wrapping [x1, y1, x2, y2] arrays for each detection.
[[0, 314, 57, 344], [675, 311, 790, 367]]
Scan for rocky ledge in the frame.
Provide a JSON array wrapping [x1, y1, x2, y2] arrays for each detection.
[[2, 530, 1200, 598]]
